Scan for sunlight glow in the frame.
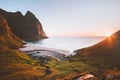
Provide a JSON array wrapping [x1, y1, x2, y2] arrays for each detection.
[[104, 33, 112, 37], [95, 32, 113, 37]]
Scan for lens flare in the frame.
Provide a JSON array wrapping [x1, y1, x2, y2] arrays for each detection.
[[104, 33, 112, 37]]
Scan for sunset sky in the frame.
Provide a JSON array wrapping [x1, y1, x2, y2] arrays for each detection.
[[0, 0, 120, 37]]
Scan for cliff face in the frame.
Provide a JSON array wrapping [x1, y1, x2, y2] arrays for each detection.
[[73, 30, 120, 69], [0, 9, 47, 41], [0, 14, 23, 48], [0, 14, 46, 79]]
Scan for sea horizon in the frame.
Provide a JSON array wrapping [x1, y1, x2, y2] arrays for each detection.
[[24, 36, 106, 53]]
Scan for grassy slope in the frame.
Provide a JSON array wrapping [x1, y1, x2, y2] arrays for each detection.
[[0, 46, 47, 80], [70, 31, 120, 78], [45, 60, 95, 80], [73, 31, 120, 69], [0, 14, 47, 80]]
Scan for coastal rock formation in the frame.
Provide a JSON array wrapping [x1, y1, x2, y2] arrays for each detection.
[[0, 9, 47, 41], [0, 14, 47, 80], [0, 14, 23, 48], [73, 30, 120, 69]]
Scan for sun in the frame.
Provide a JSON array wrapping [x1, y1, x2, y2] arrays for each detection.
[[104, 33, 112, 37]]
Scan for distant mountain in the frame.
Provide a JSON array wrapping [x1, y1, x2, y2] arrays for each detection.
[[72, 30, 120, 69], [0, 9, 47, 41], [0, 14, 23, 48]]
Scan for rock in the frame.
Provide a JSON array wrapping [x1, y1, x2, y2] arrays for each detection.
[[0, 8, 47, 41], [0, 14, 23, 48], [77, 74, 98, 80]]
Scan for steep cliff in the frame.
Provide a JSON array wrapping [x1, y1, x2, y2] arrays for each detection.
[[0, 14, 47, 80], [0, 14, 23, 48], [0, 9, 47, 41]]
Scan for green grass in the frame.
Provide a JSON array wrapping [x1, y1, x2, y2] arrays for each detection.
[[45, 60, 95, 79], [0, 45, 48, 80]]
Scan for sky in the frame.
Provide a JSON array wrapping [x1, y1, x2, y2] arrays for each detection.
[[0, 0, 120, 37]]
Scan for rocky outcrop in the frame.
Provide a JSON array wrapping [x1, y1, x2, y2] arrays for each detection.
[[0, 14, 45, 80], [0, 9, 47, 41], [0, 14, 23, 48]]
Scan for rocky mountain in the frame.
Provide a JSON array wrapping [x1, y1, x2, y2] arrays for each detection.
[[0, 14, 23, 48], [0, 14, 47, 80], [0, 9, 47, 41], [73, 30, 120, 69]]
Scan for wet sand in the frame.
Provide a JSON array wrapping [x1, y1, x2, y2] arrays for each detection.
[[20, 45, 70, 60]]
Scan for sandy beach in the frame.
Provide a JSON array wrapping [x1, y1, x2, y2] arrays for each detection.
[[20, 44, 71, 60]]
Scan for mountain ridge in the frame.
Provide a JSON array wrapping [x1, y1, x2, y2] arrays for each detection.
[[73, 30, 120, 69], [0, 14, 23, 48], [0, 14, 47, 80], [0, 8, 47, 41]]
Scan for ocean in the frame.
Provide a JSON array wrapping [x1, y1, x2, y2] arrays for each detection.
[[25, 37, 105, 53]]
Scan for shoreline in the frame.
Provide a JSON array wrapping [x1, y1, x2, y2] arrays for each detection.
[[20, 44, 72, 60]]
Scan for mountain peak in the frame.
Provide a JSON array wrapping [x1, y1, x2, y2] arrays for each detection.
[[15, 11, 23, 16], [25, 10, 34, 17], [0, 9, 47, 41]]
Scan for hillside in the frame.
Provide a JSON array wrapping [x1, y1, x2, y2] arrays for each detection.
[[0, 14, 66, 80], [0, 14, 48, 80], [0, 14, 23, 48], [69, 30, 120, 79], [0, 9, 47, 41], [73, 30, 120, 69]]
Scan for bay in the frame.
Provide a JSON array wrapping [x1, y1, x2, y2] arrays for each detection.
[[26, 37, 105, 52]]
